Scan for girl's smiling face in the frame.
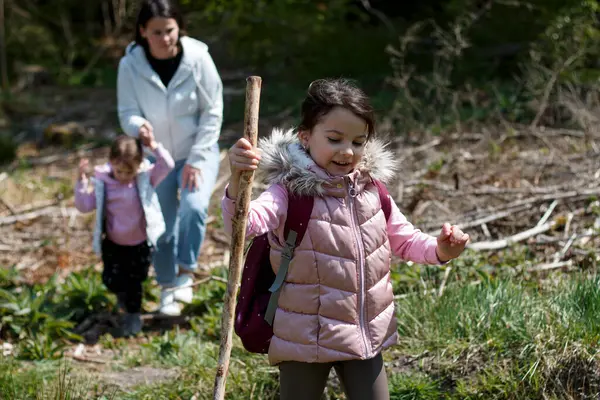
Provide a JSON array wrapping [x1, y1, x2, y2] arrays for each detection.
[[298, 107, 368, 176]]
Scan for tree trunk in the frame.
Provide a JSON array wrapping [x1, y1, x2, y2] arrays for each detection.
[[0, 0, 9, 92]]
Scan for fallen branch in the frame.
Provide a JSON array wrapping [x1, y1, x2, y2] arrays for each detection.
[[70, 355, 107, 364], [422, 188, 600, 231], [0, 206, 66, 226], [0, 241, 45, 252], [0, 199, 59, 217], [553, 233, 577, 263], [162, 275, 228, 295], [536, 200, 558, 227], [0, 196, 17, 215], [526, 260, 573, 273], [468, 221, 556, 251]]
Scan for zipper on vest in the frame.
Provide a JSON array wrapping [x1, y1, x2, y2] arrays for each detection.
[[347, 177, 372, 358]]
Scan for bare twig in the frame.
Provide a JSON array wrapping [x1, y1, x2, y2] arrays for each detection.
[[70, 355, 107, 364], [530, 49, 585, 128], [438, 267, 452, 297], [536, 200, 558, 227], [0, 196, 16, 215], [468, 221, 556, 251], [526, 260, 573, 273], [553, 233, 577, 263], [0, 206, 68, 226], [423, 188, 600, 231], [563, 212, 574, 239], [480, 223, 491, 238]]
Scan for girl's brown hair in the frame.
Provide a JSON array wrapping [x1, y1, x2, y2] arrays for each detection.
[[109, 136, 144, 169], [298, 78, 376, 138]]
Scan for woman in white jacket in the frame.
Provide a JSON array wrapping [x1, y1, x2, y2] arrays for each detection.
[[117, 0, 222, 316]]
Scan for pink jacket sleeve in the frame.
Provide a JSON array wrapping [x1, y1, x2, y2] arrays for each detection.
[[149, 144, 175, 187], [221, 183, 289, 239], [386, 197, 441, 265]]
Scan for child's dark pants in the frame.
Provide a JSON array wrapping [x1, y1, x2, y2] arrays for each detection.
[[101, 238, 151, 313], [278, 352, 389, 400]]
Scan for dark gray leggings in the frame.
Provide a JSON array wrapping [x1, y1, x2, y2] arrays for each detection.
[[278, 353, 389, 400]]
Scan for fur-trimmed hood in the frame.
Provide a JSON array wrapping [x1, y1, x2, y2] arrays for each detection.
[[258, 128, 397, 197]]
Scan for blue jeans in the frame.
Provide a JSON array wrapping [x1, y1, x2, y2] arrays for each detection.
[[152, 145, 220, 287]]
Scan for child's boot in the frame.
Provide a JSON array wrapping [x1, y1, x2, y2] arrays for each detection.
[[122, 312, 143, 336]]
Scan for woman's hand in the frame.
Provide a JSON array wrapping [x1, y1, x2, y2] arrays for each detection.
[[138, 121, 154, 141], [227, 138, 261, 199], [182, 164, 202, 191], [139, 126, 157, 150], [436, 223, 470, 262]]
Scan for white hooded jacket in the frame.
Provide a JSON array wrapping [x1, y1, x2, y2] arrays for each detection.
[[117, 36, 223, 167]]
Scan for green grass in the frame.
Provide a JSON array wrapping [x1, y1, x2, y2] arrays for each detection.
[[0, 358, 117, 399], [2, 248, 600, 398], [391, 275, 600, 399]]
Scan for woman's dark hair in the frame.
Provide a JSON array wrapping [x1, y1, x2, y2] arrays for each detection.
[[298, 78, 376, 138], [109, 135, 144, 169], [134, 0, 185, 49]]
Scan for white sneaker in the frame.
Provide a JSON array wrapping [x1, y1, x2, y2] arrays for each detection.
[[159, 289, 181, 316], [173, 274, 193, 304]]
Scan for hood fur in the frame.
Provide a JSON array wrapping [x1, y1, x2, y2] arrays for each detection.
[[258, 128, 397, 196]]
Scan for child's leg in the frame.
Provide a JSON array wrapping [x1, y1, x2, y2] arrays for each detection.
[[101, 239, 151, 313], [101, 239, 127, 297], [120, 241, 151, 313], [279, 361, 332, 400], [334, 353, 389, 400]]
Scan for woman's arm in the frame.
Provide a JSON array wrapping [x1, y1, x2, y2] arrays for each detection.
[[117, 58, 149, 137], [186, 51, 223, 169]]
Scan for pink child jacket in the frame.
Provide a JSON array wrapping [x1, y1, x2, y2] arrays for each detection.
[[222, 129, 442, 365]]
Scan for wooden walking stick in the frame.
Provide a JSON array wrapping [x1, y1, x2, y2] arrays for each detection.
[[213, 76, 262, 400]]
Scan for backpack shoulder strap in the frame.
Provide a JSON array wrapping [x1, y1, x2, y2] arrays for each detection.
[[283, 192, 314, 244], [373, 179, 392, 221], [265, 189, 314, 325]]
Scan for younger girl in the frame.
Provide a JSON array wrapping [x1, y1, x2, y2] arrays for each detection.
[[222, 78, 469, 399], [75, 132, 174, 336]]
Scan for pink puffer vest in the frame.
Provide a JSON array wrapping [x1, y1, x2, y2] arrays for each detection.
[[257, 129, 398, 365]]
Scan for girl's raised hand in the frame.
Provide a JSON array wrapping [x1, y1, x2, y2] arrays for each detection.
[[436, 223, 470, 262], [228, 138, 261, 175], [78, 158, 89, 182]]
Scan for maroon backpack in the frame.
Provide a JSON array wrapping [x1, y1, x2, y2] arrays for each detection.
[[234, 180, 393, 354]]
